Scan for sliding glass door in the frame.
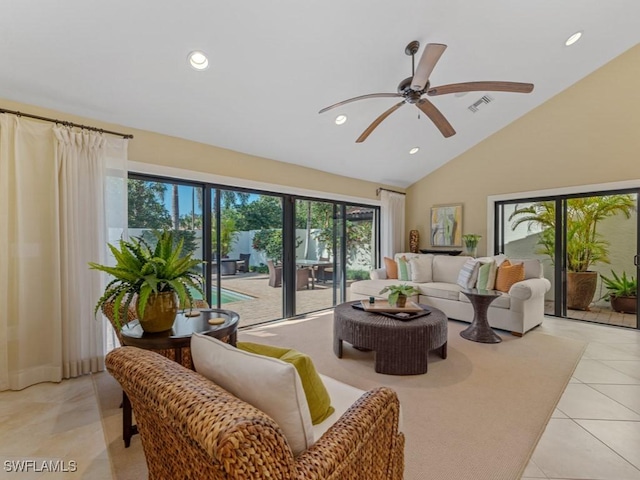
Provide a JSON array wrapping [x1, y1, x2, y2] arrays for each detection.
[[496, 190, 639, 329], [212, 189, 285, 326], [127, 173, 380, 327]]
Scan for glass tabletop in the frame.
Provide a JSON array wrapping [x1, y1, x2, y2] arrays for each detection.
[[121, 308, 240, 340]]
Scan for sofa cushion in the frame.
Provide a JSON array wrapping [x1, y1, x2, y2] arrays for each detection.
[[191, 333, 314, 455], [456, 258, 480, 289], [384, 257, 398, 279], [237, 342, 334, 425], [495, 260, 525, 293], [351, 279, 421, 298], [419, 282, 463, 301], [459, 291, 511, 309], [432, 255, 472, 283], [510, 258, 544, 279], [409, 255, 433, 283], [313, 375, 366, 440]]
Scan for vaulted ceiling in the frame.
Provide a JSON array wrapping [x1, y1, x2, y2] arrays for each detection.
[[1, 1, 638, 187]]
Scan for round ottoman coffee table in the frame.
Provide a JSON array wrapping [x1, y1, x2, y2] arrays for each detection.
[[333, 301, 448, 375]]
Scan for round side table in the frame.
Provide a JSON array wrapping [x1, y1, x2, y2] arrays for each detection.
[[459, 289, 502, 343], [118, 308, 239, 447]]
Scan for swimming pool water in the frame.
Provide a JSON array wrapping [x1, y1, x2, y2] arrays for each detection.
[[191, 287, 254, 306]]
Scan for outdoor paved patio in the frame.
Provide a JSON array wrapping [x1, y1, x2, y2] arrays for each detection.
[[215, 272, 343, 328], [545, 300, 637, 329]]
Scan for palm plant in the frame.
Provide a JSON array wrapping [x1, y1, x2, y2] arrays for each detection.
[[600, 270, 637, 299], [89, 230, 204, 329], [509, 195, 635, 272]]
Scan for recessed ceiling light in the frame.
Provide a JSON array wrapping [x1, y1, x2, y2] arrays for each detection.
[[188, 51, 209, 70], [565, 31, 582, 47], [335, 114, 347, 125], [409, 147, 420, 155]]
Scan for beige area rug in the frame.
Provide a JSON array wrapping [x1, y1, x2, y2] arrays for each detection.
[[95, 312, 585, 480]]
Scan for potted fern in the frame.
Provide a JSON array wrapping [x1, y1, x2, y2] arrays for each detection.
[[600, 270, 637, 314], [379, 284, 420, 308], [89, 230, 204, 332]]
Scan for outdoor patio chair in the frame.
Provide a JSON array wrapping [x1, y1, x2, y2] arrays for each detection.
[[237, 253, 251, 273], [267, 260, 311, 290], [267, 260, 282, 287], [316, 256, 334, 283]]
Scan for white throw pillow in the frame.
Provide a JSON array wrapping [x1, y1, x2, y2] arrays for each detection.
[[190, 333, 314, 455], [492, 254, 508, 267], [409, 255, 433, 283], [456, 258, 480, 289]]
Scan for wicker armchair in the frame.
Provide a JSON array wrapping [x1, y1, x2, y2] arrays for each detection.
[[106, 347, 404, 479]]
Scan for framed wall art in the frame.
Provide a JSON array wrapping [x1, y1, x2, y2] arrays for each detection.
[[430, 204, 462, 247]]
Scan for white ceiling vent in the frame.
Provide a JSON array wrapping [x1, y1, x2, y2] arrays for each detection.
[[468, 95, 494, 113]]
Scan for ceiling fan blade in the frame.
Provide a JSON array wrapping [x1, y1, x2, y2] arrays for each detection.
[[319, 93, 403, 114], [427, 81, 534, 96], [356, 101, 406, 143], [416, 99, 456, 138], [411, 43, 447, 91]]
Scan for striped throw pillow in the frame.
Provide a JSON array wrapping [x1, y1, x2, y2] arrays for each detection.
[[456, 258, 480, 289]]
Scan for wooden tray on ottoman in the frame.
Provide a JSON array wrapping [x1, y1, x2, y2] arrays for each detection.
[[360, 300, 423, 313]]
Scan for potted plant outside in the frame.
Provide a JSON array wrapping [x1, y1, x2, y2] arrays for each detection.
[[509, 195, 635, 310], [89, 230, 204, 332], [462, 234, 482, 257], [379, 284, 420, 308], [599, 270, 637, 314]]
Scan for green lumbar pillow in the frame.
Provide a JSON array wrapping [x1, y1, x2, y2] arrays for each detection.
[[237, 342, 334, 425]]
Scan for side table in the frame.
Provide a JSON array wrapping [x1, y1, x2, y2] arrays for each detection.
[[459, 289, 502, 343], [119, 308, 239, 447]]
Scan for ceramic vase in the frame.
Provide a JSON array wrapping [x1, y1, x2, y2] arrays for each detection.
[[136, 291, 178, 332], [409, 230, 419, 253]]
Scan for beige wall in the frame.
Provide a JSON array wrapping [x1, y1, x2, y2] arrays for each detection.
[[0, 98, 399, 201], [406, 44, 640, 254]]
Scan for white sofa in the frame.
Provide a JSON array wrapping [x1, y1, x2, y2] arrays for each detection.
[[349, 253, 551, 336]]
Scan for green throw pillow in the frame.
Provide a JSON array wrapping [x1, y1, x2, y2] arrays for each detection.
[[476, 262, 491, 289], [237, 342, 335, 425], [397, 256, 411, 281], [476, 260, 497, 290]]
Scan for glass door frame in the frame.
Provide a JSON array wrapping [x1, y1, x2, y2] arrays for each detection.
[[129, 171, 380, 324], [495, 187, 639, 330]]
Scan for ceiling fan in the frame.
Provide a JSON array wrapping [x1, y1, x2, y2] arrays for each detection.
[[319, 40, 534, 142]]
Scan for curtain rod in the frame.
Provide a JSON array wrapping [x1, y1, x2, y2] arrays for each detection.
[[376, 187, 406, 196], [0, 108, 134, 139]]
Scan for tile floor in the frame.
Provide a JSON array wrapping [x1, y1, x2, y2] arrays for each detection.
[[522, 317, 640, 480], [1, 315, 639, 480]]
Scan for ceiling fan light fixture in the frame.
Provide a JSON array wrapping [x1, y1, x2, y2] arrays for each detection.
[[409, 147, 420, 155], [188, 51, 209, 70], [565, 31, 583, 46], [335, 114, 347, 125]]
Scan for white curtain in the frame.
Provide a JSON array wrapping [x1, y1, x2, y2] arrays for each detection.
[[380, 190, 406, 258], [0, 114, 128, 391]]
